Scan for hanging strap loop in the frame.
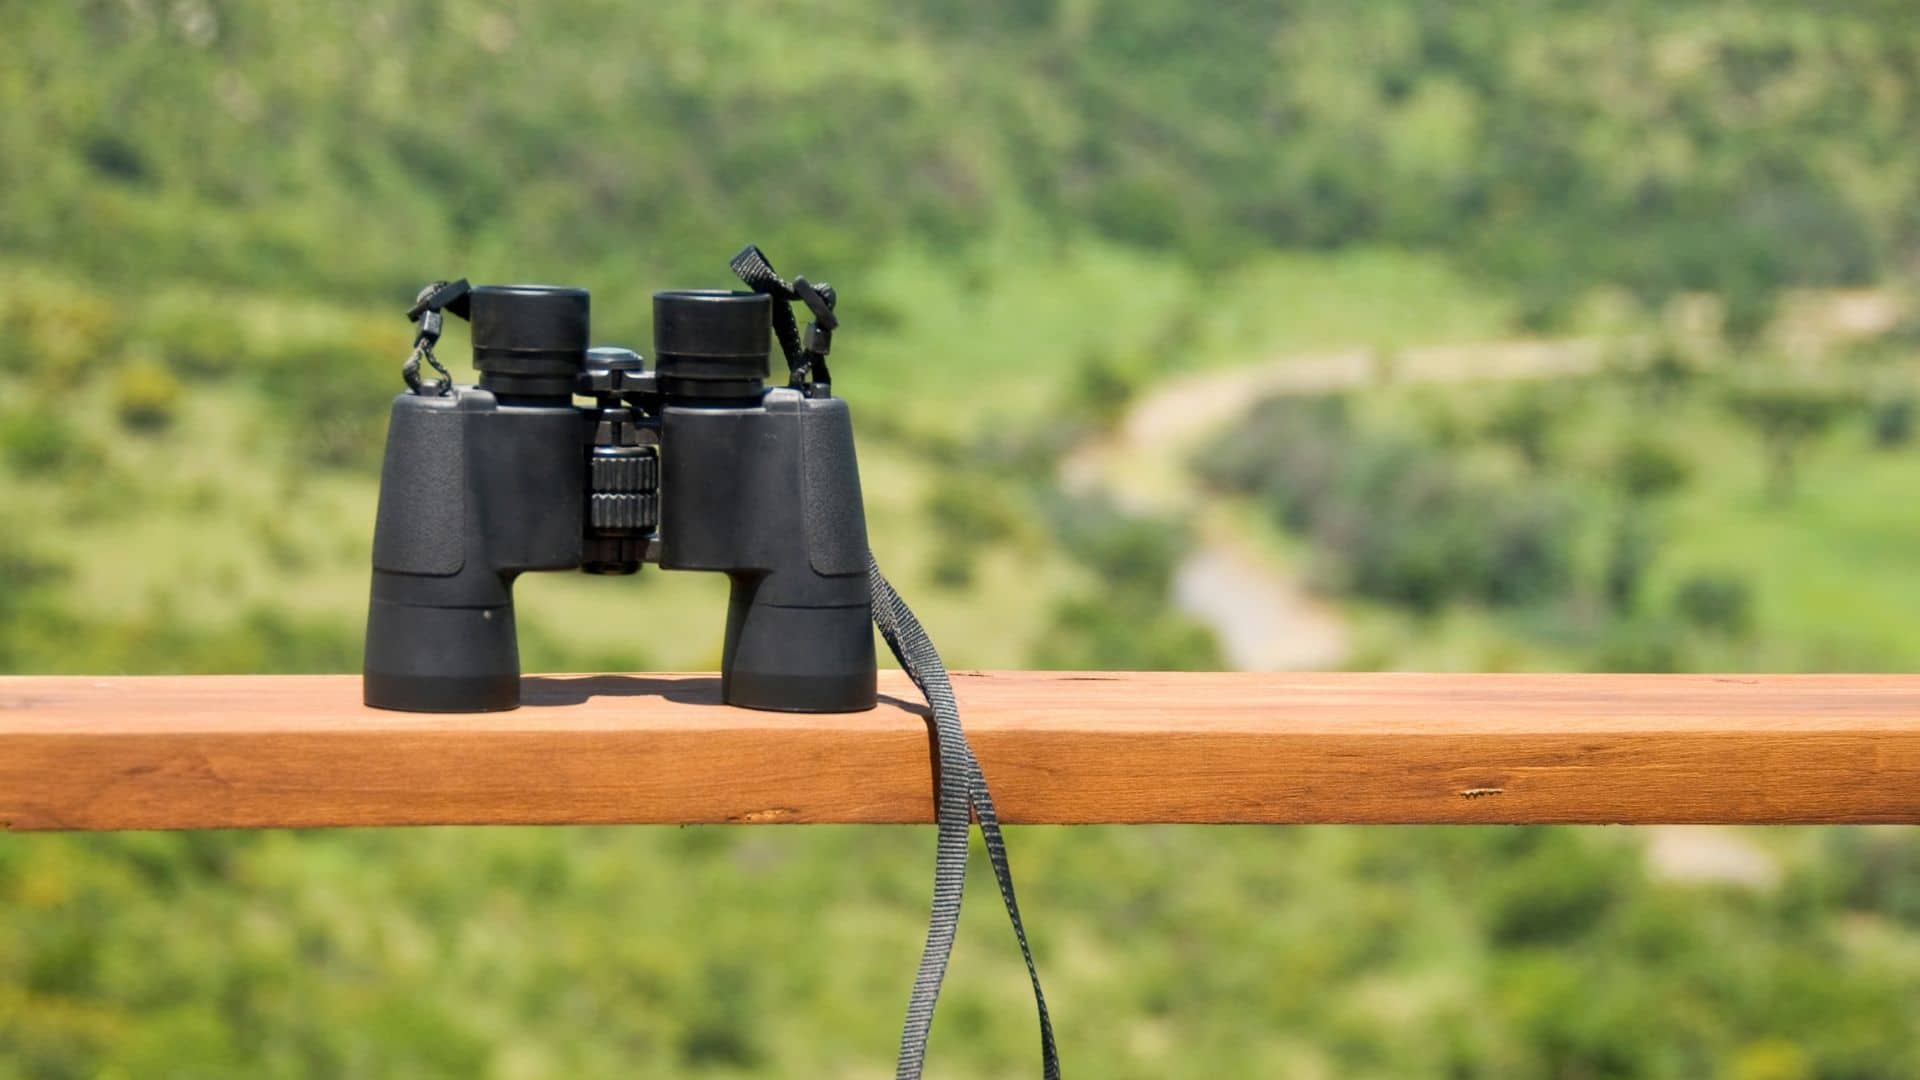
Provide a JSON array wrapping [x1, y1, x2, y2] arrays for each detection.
[[731, 240, 1054, 1073], [401, 279, 471, 396], [729, 245, 836, 396], [870, 554, 1060, 1079]]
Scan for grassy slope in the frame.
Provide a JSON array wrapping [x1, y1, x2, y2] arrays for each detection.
[[1208, 350, 1920, 675], [1657, 412, 1920, 672]]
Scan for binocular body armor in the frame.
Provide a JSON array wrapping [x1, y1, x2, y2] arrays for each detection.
[[362, 285, 876, 714]]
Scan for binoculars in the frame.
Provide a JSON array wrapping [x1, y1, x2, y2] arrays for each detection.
[[362, 280, 877, 714]]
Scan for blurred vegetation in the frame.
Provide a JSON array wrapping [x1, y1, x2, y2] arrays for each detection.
[[1199, 347, 1920, 676], [1199, 397, 1580, 613], [8, 2, 1915, 318], [5, 1, 1920, 1076]]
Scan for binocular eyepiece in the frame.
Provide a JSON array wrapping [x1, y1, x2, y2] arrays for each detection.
[[468, 285, 775, 404], [467, 285, 589, 400], [364, 277, 876, 715], [652, 290, 773, 401]]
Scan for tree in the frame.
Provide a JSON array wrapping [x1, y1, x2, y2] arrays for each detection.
[[1611, 437, 1691, 501], [1722, 381, 1859, 503], [1485, 388, 1559, 471], [1673, 572, 1754, 636], [1603, 510, 1657, 615]]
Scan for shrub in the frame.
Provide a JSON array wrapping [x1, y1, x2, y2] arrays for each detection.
[[0, 276, 124, 379], [1200, 395, 1577, 613], [1071, 350, 1137, 428], [928, 428, 1032, 590], [1045, 493, 1190, 595], [925, 474, 1019, 545], [1636, 343, 1697, 403], [113, 358, 184, 433], [142, 293, 249, 379], [1826, 828, 1920, 928], [1595, 619, 1685, 672], [1722, 379, 1861, 502], [1603, 512, 1657, 614], [0, 540, 71, 666], [1477, 491, 1577, 607], [1193, 396, 1351, 532], [261, 345, 392, 470], [1868, 393, 1914, 449], [1485, 388, 1559, 470], [1672, 572, 1754, 636], [1029, 593, 1220, 671], [1029, 493, 1221, 670], [927, 542, 975, 589], [1612, 437, 1690, 500], [1480, 830, 1630, 946], [0, 409, 80, 472]]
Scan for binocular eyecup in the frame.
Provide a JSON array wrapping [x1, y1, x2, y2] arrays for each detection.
[[653, 290, 772, 402], [469, 285, 774, 405], [469, 285, 589, 401]]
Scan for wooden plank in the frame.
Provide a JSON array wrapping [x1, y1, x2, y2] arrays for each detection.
[[4, 672, 1920, 830]]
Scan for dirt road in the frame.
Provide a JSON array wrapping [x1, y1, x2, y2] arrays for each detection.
[[1059, 337, 1614, 669], [1060, 289, 1901, 673]]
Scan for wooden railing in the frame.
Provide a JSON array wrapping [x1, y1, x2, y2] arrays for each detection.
[[5, 671, 1919, 831]]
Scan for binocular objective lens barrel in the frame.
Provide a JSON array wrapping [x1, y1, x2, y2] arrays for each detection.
[[470, 285, 590, 401], [652, 290, 770, 403]]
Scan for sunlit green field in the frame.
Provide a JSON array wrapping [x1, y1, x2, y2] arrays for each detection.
[[1221, 363, 1920, 676]]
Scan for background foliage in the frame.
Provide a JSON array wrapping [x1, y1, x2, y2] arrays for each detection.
[[5, 2, 1920, 1076]]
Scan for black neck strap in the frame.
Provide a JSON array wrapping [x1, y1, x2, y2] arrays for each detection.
[[736, 245, 1056, 1075], [730, 245, 837, 396], [869, 555, 1060, 1078]]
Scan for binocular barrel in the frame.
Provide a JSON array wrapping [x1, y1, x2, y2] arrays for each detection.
[[363, 284, 876, 714]]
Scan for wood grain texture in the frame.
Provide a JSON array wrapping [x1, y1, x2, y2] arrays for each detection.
[[4, 672, 1920, 830]]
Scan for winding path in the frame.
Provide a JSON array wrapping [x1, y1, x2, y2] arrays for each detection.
[[1060, 289, 1901, 672], [1058, 336, 1623, 670]]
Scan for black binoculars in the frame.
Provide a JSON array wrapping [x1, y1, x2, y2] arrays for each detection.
[[362, 280, 876, 714]]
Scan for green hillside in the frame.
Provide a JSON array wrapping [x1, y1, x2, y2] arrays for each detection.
[[8, 2, 1915, 313]]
